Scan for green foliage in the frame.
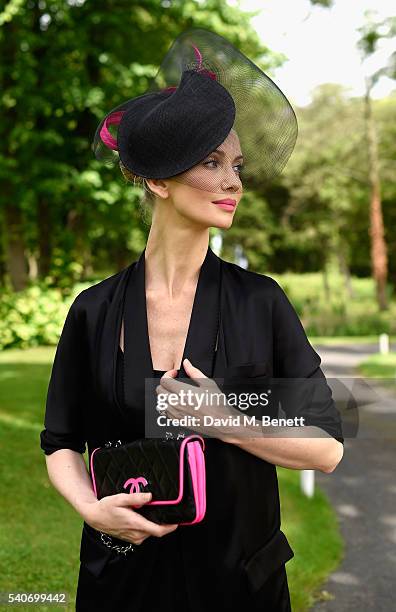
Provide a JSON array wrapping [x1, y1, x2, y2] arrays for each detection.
[[268, 84, 396, 283], [309, 0, 333, 6], [357, 15, 396, 65], [0, 283, 88, 350], [269, 270, 396, 337]]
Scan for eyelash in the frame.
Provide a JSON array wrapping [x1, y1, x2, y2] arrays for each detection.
[[204, 158, 245, 174]]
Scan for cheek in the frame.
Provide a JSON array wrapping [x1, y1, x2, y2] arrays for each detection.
[[180, 189, 212, 211]]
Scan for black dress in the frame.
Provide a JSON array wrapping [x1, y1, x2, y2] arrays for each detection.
[[40, 246, 346, 611]]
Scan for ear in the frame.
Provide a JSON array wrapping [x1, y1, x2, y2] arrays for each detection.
[[146, 178, 170, 200]]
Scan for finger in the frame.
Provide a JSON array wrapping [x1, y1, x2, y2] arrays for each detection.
[[183, 358, 208, 380], [162, 368, 178, 378], [152, 523, 179, 536], [131, 512, 179, 536], [116, 492, 153, 506], [182, 359, 220, 391]]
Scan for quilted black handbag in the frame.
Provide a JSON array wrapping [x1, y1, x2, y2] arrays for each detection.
[[89, 434, 206, 528]]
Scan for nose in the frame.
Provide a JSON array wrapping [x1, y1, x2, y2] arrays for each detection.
[[220, 165, 242, 192]]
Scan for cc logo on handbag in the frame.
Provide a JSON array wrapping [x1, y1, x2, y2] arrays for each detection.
[[123, 476, 149, 493]]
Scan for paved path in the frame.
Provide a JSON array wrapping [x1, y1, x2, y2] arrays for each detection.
[[309, 342, 396, 612]]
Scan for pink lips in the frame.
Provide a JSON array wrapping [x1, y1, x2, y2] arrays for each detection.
[[211, 198, 237, 211]]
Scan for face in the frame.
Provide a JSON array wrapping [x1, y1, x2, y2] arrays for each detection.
[[147, 129, 244, 230]]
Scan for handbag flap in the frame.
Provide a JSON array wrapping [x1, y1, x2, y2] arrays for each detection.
[[90, 435, 205, 505]]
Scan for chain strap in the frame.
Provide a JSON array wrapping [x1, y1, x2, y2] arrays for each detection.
[[98, 439, 135, 555], [100, 531, 135, 555]]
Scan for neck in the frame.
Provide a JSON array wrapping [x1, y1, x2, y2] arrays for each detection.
[[144, 228, 210, 300]]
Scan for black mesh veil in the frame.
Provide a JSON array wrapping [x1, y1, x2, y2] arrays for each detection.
[[92, 27, 298, 196]]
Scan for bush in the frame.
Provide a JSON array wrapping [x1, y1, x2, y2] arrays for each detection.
[[0, 284, 86, 350]]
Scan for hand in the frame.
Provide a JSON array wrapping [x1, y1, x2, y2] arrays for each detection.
[[83, 492, 179, 545], [155, 358, 241, 442]]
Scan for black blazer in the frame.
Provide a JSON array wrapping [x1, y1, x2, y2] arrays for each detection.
[[40, 245, 344, 610]]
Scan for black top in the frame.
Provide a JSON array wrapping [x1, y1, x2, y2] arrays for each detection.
[[116, 345, 166, 407]]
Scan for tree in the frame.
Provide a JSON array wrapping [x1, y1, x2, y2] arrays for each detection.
[[357, 15, 395, 309]]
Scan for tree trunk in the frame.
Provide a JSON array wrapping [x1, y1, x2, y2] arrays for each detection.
[[0, 209, 7, 288], [27, 252, 38, 281], [337, 243, 354, 299], [1, 20, 27, 291], [81, 246, 94, 280], [322, 264, 331, 302], [37, 199, 52, 279], [4, 203, 28, 292], [364, 81, 388, 310]]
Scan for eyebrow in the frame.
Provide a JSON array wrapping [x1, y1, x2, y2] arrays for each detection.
[[212, 149, 244, 162]]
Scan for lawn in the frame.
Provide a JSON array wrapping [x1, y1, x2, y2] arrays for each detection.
[[269, 269, 396, 338], [357, 352, 396, 378], [356, 351, 396, 394], [0, 347, 344, 611], [308, 335, 396, 346]]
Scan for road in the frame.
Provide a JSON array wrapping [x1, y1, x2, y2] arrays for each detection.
[[309, 342, 396, 612]]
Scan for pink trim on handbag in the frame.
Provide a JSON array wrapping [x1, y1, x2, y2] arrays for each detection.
[[90, 435, 206, 525], [181, 439, 206, 524], [90, 447, 101, 497]]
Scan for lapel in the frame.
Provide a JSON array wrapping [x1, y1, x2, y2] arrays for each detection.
[[93, 265, 129, 409], [94, 245, 271, 425], [122, 244, 222, 416], [213, 262, 271, 379]]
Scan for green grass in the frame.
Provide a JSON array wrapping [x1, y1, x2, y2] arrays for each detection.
[[269, 270, 396, 337], [0, 347, 82, 612], [278, 467, 344, 611], [308, 335, 396, 346], [0, 347, 344, 611], [356, 352, 396, 393]]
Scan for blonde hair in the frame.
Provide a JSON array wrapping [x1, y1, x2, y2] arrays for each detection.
[[119, 160, 156, 224]]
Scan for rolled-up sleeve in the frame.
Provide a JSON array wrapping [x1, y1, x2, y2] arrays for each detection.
[[271, 279, 344, 444], [40, 293, 88, 455]]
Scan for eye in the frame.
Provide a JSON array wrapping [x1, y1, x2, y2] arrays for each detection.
[[204, 158, 244, 176], [203, 158, 218, 168]]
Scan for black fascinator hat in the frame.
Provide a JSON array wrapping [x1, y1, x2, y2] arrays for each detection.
[[92, 27, 298, 194]]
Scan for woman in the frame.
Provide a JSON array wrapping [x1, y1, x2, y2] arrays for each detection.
[[40, 28, 344, 611]]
